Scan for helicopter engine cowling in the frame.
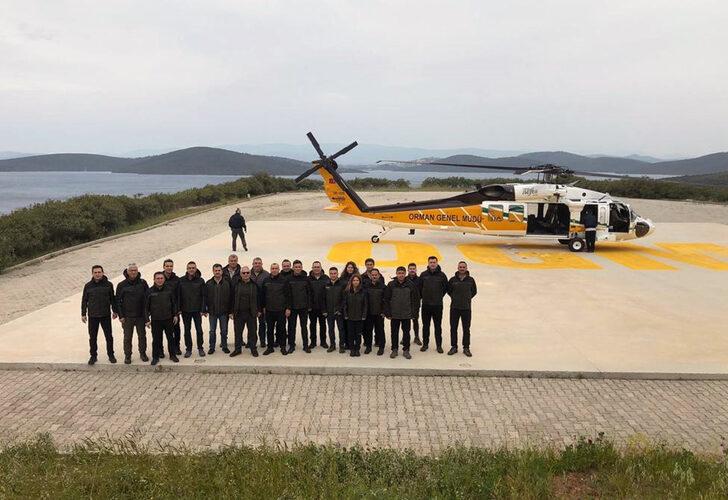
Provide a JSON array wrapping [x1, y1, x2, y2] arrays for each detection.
[[512, 184, 565, 201]]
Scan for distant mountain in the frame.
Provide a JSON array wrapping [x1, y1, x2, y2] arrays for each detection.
[[0, 148, 309, 175], [221, 143, 524, 165], [641, 153, 728, 175], [623, 154, 665, 163], [671, 170, 728, 186], [0, 151, 34, 160]]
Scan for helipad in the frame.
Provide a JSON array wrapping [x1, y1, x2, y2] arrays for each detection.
[[0, 220, 726, 378]]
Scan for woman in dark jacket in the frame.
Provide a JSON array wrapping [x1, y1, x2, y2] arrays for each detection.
[[341, 275, 367, 357], [338, 261, 359, 350]]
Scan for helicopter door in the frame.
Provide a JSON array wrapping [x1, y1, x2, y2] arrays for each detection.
[[597, 204, 609, 226], [609, 202, 630, 232]]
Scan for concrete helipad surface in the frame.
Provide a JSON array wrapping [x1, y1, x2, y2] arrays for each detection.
[[0, 220, 727, 378]]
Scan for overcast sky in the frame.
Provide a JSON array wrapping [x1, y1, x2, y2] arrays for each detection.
[[1, 0, 727, 157]]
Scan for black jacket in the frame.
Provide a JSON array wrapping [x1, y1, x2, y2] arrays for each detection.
[[178, 270, 206, 313], [146, 284, 178, 321], [229, 213, 246, 230], [583, 211, 597, 229], [383, 279, 419, 320], [232, 279, 260, 318], [342, 287, 368, 321], [364, 277, 385, 316], [287, 271, 312, 310], [82, 275, 118, 318], [323, 278, 345, 315], [447, 272, 478, 310], [162, 271, 180, 303], [308, 273, 330, 311], [223, 264, 241, 282], [204, 277, 233, 316], [261, 273, 290, 312], [250, 268, 270, 287], [115, 270, 149, 318], [406, 273, 423, 312], [419, 265, 448, 306]]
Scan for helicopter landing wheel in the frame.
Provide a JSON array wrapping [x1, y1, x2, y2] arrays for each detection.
[[568, 238, 585, 252], [371, 235, 380, 243]]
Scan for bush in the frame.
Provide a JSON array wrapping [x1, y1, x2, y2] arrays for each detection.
[[0, 174, 316, 272]]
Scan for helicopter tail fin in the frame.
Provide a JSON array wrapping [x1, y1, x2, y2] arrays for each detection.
[[316, 166, 369, 215]]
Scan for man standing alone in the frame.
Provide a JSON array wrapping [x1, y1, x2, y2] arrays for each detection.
[[447, 261, 477, 357], [81, 265, 118, 365], [229, 208, 248, 252], [116, 263, 149, 364], [583, 208, 598, 253]]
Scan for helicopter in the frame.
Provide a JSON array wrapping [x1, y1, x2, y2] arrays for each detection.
[[295, 133, 655, 252]]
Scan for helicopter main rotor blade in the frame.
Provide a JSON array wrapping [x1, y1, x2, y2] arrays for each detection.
[[568, 170, 638, 179], [377, 159, 530, 173], [294, 164, 321, 184], [329, 141, 358, 160], [306, 132, 327, 161]]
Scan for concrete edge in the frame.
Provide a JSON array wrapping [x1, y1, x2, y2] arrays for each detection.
[[2, 193, 278, 274], [1, 362, 727, 381]]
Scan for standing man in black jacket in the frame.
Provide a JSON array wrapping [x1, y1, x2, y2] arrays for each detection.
[[145, 272, 179, 365], [224, 254, 241, 282], [229, 208, 248, 252], [308, 261, 330, 349], [322, 266, 345, 353], [419, 256, 448, 353], [204, 263, 233, 354], [250, 257, 270, 348], [116, 263, 149, 364], [583, 208, 598, 253], [364, 268, 386, 355], [383, 266, 420, 360], [179, 261, 206, 358], [447, 261, 477, 357], [81, 265, 118, 365], [286, 260, 312, 353], [162, 258, 181, 357], [230, 266, 260, 357], [261, 263, 290, 356], [407, 263, 423, 346]]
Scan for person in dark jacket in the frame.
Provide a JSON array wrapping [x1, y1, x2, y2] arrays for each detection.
[[178, 261, 206, 358], [115, 263, 149, 364], [419, 256, 448, 353], [145, 271, 179, 365], [308, 261, 330, 349], [446, 261, 477, 357], [81, 265, 118, 365], [286, 260, 312, 353], [322, 266, 345, 353], [407, 263, 423, 346], [229, 208, 247, 252], [341, 275, 367, 357], [280, 259, 293, 280], [338, 261, 359, 349], [229, 266, 260, 357], [224, 254, 242, 282], [162, 258, 181, 357], [364, 268, 386, 355], [250, 257, 270, 348], [204, 263, 233, 354], [583, 207, 598, 253], [383, 266, 420, 359], [361, 258, 376, 287], [261, 263, 290, 356]]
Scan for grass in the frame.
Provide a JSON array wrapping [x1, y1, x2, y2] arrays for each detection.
[[1, 434, 727, 498]]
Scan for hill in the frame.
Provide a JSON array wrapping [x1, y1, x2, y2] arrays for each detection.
[[671, 170, 728, 186], [0, 148, 310, 175]]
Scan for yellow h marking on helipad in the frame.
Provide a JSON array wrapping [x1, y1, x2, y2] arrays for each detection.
[[327, 241, 442, 267], [457, 244, 601, 269]]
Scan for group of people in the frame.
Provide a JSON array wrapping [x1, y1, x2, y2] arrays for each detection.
[[81, 254, 478, 366]]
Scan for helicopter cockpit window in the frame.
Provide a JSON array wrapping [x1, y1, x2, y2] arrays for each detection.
[[609, 202, 630, 233]]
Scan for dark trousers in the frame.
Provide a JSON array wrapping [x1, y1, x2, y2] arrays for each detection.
[[391, 318, 411, 351], [258, 312, 267, 347], [88, 316, 113, 358], [308, 310, 327, 346], [172, 320, 181, 354], [325, 314, 344, 347], [122, 317, 147, 357], [181, 311, 204, 350], [586, 230, 596, 252], [231, 228, 247, 251], [266, 310, 287, 348], [413, 316, 420, 337], [347, 320, 364, 351], [233, 314, 257, 350], [151, 319, 175, 359], [449, 308, 472, 349], [364, 314, 384, 349], [421, 304, 443, 347], [287, 308, 309, 348]]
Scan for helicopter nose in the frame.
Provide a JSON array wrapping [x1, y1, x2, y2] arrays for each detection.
[[635, 218, 654, 238]]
